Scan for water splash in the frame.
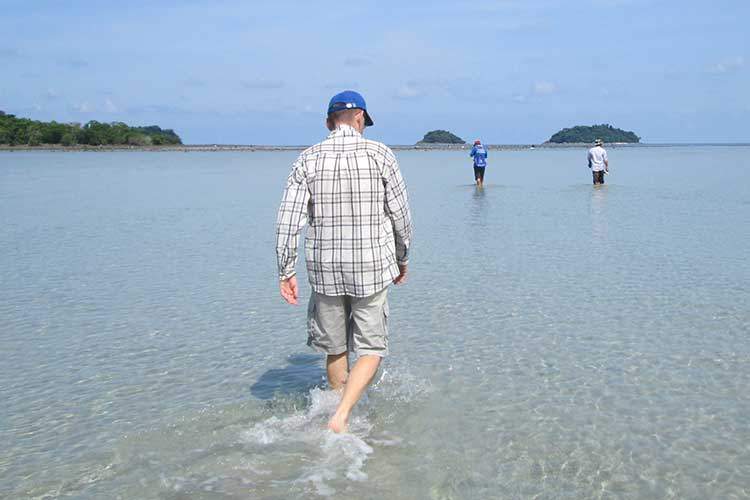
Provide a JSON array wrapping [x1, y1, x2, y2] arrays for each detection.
[[241, 387, 374, 495]]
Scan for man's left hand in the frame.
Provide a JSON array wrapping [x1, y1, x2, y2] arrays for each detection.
[[280, 276, 299, 305], [393, 264, 408, 285]]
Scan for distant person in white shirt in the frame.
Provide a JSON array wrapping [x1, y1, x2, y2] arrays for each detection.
[[587, 138, 609, 185]]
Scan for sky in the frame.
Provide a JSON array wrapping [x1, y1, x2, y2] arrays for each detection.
[[1, 0, 748, 145]]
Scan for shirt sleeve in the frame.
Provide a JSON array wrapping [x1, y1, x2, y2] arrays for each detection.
[[383, 153, 413, 265], [275, 155, 309, 280], [469, 146, 476, 157]]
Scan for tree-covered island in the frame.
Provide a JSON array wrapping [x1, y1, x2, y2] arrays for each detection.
[[417, 130, 465, 144], [0, 111, 182, 146], [548, 124, 639, 144]]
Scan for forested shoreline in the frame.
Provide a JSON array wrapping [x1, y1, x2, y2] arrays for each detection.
[[0, 111, 181, 146]]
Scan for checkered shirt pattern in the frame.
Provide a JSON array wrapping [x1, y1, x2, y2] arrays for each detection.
[[276, 124, 412, 297]]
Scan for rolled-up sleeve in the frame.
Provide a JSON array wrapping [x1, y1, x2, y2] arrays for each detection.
[[275, 156, 309, 280], [383, 155, 413, 265]]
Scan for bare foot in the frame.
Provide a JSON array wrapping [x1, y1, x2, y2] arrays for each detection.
[[327, 410, 349, 434]]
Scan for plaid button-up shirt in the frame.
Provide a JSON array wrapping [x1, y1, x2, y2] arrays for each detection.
[[276, 124, 412, 297]]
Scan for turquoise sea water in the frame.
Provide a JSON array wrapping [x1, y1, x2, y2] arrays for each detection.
[[1, 146, 749, 499]]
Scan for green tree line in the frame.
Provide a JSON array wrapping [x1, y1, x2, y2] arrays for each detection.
[[419, 130, 465, 144], [0, 111, 182, 146], [548, 124, 640, 143]]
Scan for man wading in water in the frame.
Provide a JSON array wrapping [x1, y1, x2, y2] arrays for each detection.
[[588, 138, 609, 185], [275, 90, 413, 433], [469, 139, 488, 187]]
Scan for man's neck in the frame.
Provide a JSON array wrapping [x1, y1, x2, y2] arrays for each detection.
[[334, 122, 363, 134]]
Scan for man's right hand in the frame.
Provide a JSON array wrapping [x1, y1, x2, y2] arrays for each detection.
[[393, 264, 408, 285], [280, 276, 299, 305]]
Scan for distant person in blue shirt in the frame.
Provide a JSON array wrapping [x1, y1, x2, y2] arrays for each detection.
[[469, 139, 488, 187]]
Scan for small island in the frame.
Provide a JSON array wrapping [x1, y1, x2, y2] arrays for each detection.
[[0, 111, 182, 147], [417, 130, 465, 145], [547, 124, 640, 144]]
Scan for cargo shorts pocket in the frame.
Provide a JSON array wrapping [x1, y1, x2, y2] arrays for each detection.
[[365, 300, 388, 355]]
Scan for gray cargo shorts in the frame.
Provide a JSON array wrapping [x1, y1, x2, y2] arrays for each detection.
[[307, 287, 389, 357]]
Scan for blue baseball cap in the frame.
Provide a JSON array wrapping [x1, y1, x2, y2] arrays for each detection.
[[327, 90, 374, 127]]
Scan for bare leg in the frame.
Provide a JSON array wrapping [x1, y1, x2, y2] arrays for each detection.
[[328, 355, 381, 433], [326, 352, 349, 391]]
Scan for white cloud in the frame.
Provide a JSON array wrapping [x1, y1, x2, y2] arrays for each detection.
[[61, 58, 88, 69], [343, 56, 372, 67], [182, 77, 206, 88], [128, 104, 187, 114], [324, 82, 360, 90], [71, 99, 119, 113], [590, 0, 639, 6], [511, 81, 558, 103], [533, 81, 558, 95], [104, 98, 119, 113], [394, 83, 423, 100], [710, 56, 745, 74], [240, 79, 284, 90], [0, 47, 20, 58], [74, 102, 94, 113]]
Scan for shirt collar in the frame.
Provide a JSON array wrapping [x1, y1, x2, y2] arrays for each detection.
[[327, 123, 362, 139]]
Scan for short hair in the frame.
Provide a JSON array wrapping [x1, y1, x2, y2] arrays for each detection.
[[328, 107, 362, 124]]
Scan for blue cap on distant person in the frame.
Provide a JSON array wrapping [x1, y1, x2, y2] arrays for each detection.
[[327, 90, 374, 127]]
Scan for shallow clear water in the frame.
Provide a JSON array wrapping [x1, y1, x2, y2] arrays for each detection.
[[1, 146, 749, 499]]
